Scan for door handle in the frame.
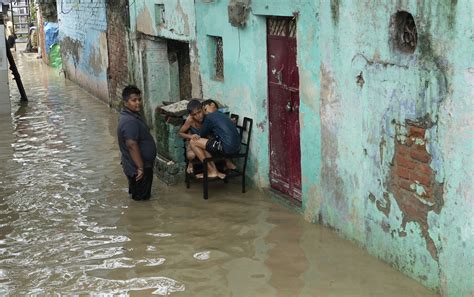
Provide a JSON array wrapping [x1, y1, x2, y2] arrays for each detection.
[[285, 101, 292, 112]]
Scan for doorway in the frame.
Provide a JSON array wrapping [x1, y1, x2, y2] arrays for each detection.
[[167, 40, 191, 102], [267, 17, 302, 201]]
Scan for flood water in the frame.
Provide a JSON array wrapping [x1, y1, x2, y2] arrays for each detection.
[[0, 52, 440, 296]]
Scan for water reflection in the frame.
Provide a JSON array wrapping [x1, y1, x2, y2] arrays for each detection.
[[0, 51, 439, 296]]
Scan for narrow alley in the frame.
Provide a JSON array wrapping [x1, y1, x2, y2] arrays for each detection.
[[0, 52, 441, 296]]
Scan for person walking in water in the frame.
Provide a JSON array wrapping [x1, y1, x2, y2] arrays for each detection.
[[117, 86, 157, 200]]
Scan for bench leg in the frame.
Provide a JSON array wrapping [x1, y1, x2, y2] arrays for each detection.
[[242, 162, 248, 193], [203, 160, 209, 200], [185, 171, 190, 189]]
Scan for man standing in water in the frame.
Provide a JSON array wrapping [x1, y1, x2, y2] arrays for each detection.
[[117, 86, 157, 200]]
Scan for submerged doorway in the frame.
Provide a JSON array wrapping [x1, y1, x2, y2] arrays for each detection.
[[267, 17, 302, 201]]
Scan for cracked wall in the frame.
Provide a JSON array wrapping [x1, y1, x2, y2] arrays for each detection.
[[106, 0, 130, 109], [316, 1, 473, 296], [195, 0, 472, 296], [128, 0, 200, 128], [130, 0, 194, 42], [58, 0, 109, 102]]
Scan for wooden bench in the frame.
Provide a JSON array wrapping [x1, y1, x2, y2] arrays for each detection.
[[185, 115, 253, 200]]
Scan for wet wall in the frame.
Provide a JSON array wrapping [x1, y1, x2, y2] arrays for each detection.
[[128, 0, 199, 127], [195, 1, 473, 296], [0, 24, 9, 101], [57, 1, 109, 102]]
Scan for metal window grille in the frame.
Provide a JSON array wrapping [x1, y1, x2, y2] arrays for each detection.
[[215, 37, 224, 80], [268, 17, 296, 38]]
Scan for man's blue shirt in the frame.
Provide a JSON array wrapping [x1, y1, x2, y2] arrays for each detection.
[[117, 109, 157, 177]]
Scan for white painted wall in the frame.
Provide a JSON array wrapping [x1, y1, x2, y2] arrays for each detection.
[[0, 24, 10, 110]]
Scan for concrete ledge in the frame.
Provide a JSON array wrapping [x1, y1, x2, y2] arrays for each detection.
[[154, 154, 185, 186]]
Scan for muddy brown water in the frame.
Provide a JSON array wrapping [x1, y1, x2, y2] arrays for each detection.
[[0, 52, 439, 296]]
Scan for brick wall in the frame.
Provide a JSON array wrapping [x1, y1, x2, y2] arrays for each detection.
[[106, 0, 129, 109], [389, 122, 444, 260], [392, 124, 434, 200], [38, 12, 48, 64]]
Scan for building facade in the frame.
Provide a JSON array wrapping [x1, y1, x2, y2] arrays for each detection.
[[50, 1, 473, 295], [193, 1, 473, 296]]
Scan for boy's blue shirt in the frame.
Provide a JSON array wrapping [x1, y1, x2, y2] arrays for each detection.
[[200, 112, 240, 154]]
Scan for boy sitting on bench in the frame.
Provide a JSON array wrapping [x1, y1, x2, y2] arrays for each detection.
[[179, 99, 204, 174], [189, 100, 239, 179]]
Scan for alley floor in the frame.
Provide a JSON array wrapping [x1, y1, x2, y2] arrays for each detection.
[[0, 51, 440, 296]]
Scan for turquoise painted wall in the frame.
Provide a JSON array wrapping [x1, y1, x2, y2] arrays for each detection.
[[195, 1, 473, 296], [128, 0, 199, 128], [58, 1, 109, 102], [129, 0, 196, 42]]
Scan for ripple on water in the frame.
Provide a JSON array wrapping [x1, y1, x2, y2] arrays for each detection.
[[0, 55, 184, 295]]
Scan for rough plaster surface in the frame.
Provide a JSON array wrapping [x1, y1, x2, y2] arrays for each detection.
[[58, 0, 109, 102], [192, 0, 473, 296]]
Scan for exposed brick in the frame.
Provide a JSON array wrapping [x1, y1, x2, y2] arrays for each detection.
[[410, 150, 431, 163], [396, 166, 411, 180], [416, 163, 433, 176], [396, 155, 416, 169], [420, 187, 432, 199], [414, 142, 427, 151], [399, 179, 414, 192], [410, 172, 431, 187], [402, 202, 422, 218], [408, 125, 426, 138], [397, 144, 411, 156]]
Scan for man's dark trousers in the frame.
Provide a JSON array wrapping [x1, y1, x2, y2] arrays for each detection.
[[127, 168, 154, 200]]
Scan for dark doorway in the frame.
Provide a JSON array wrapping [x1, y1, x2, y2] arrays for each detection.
[[167, 40, 191, 101]]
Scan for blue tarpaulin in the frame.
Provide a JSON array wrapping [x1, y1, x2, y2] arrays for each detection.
[[44, 22, 59, 55]]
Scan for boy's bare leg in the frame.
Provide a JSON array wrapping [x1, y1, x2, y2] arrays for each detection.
[[186, 143, 195, 174], [190, 139, 225, 179], [225, 159, 236, 170]]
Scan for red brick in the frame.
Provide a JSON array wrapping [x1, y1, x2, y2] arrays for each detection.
[[396, 155, 417, 169], [416, 163, 433, 176], [408, 125, 426, 138], [396, 144, 411, 156], [414, 142, 427, 151], [419, 187, 433, 199], [410, 149, 431, 163], [402, 203, 421, 218], [405, 137, 414, 146], [410, 172, 431, 187], [399, 179, 414, 192], [397, 166, 411, 180]]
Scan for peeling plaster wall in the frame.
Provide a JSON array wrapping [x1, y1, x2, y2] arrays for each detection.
[[130, 0, 195, 42], [195, 0, 321, 202], [317, 2, 473, 296], [128, 0, 200, 127], [106, 0, 131, 109], [58, 1, 109, 102], [195, 0, 473, 296]]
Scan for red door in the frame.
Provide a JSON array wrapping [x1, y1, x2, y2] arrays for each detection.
[[267, 17, 302, 201]]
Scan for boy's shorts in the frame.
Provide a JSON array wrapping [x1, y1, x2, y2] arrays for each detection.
[[206, 139, 225, 155]]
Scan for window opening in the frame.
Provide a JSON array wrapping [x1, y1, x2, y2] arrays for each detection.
[[391, 11, 417, 54]]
